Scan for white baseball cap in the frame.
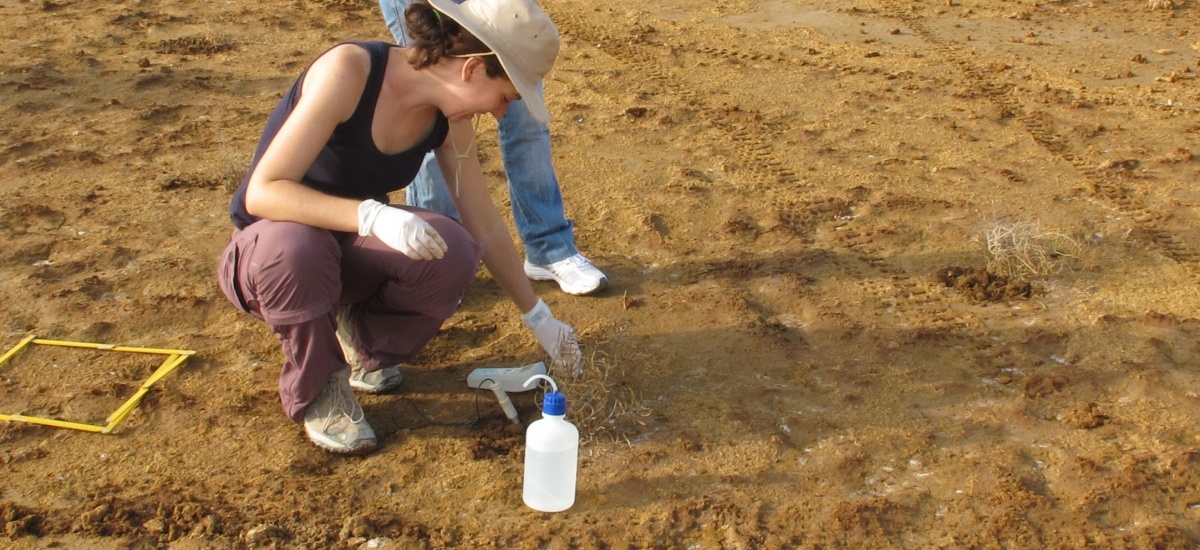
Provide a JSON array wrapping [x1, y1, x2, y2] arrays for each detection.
[[428, 0, 561, 123]]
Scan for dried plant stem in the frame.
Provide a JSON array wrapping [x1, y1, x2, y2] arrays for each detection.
[[984, 219, 1080, 278], [547, 334, 653, 446]]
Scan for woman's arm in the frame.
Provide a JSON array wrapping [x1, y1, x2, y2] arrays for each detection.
[[438, 119, 581, 371], [435, 119, 539, 313], [243, 44, 370, 231]]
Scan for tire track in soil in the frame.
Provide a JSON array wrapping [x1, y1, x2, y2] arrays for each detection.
[[551, 11, 800, 191], [760, 0, 1200, 349], [553, 9, 969, 336], [877, 1, 1200, 276], [713, 42, 974, 337], [707, 57, 966, 334]]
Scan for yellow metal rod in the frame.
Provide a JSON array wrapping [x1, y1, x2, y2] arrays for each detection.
[[143, 354, 190, 387], [105, 354, 190, 425], [0, 413, 106, 433], [31, 338, 196, 356], [1, 336, 196, 435], [105, 392, 146, 430], [0, 334, 38, 366]]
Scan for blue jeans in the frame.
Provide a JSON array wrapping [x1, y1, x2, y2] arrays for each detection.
[[380, 0, 579, 266]]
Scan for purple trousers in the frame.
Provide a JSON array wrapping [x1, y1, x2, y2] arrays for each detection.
[[217, 210, 483, 422]]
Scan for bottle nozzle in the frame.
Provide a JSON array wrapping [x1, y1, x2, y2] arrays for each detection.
[[524, 374, 566, 416], [523, 373, 557, 392]]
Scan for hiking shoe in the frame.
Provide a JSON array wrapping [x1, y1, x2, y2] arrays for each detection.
[[349, 365, 403, 394], [303, 367, 377, 455], [337, 305, 404, 394], [524, 254, 608, 296]]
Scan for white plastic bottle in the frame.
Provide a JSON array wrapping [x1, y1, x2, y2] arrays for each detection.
[[522, 374, 579, 512]]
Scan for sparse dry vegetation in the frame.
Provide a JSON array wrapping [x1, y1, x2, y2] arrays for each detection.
[[548, 334, 653, 446], [984, 218, 1081, 278]]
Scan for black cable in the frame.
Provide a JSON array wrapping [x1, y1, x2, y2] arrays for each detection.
[[386, 390, 516, 431]]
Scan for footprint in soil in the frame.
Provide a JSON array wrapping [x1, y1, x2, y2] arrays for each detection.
[[3, 203, 66, 234]]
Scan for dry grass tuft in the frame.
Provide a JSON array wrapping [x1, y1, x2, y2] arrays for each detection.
[[546, 334, 653, 446], [984, 218, 1080, 278], [1147, 0, 1178, 10]]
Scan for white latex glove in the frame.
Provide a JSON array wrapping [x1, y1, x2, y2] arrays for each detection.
[[357, 199, 448, 260], [522, 298, 583, 375]]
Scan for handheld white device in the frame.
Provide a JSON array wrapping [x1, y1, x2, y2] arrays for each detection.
[[466, 362, 548, 424]]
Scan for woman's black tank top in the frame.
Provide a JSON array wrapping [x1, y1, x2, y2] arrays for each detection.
[[230, 41, 449, 229]]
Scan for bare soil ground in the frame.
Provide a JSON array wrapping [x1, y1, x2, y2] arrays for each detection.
[[3, 0, 1200, 548]]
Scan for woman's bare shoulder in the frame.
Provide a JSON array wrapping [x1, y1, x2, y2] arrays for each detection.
[[309, 42, 373, 78]]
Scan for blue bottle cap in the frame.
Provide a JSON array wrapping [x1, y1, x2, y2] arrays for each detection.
[[543, 390, 566, 416]]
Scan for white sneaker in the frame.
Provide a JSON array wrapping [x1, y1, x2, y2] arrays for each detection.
[[303, 367, 377, 454], [337, 306, 404, 394], [349, 366, 403, 394], [524, 254, 608, 296]]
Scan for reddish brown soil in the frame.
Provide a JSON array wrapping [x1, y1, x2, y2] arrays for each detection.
[[3, 0, 1200, 548]]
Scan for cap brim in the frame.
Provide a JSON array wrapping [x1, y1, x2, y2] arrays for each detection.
[[429, 0, 553, 123], [506, 72, 549, 124]]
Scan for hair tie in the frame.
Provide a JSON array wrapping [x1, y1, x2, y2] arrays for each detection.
[[432, 8, 443, 27]]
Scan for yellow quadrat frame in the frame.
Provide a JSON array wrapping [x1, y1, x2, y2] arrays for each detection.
[[0, 335, 195, 434]]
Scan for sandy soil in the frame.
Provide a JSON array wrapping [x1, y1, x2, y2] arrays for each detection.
[[3, 0, 1200, 547]]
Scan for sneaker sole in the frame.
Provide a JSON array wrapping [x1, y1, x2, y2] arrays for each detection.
[[305, 430, 377, 455], [349, 376, 403, 394], [524, 266, 609, 296]]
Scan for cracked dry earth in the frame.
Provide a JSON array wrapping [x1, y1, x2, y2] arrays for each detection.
[[2, 0, 1200, 548]]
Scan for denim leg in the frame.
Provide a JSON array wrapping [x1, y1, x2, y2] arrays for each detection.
[[379, 0, 413, 46], [405, 152, 463, 221], [498, 96, 578, 265], [380, 0, 578, 265]]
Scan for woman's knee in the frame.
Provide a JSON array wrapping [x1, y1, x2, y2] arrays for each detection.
[[248, 222, 342, 320], [424, 214, 483, 277], [255, 221, 341, 273]]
